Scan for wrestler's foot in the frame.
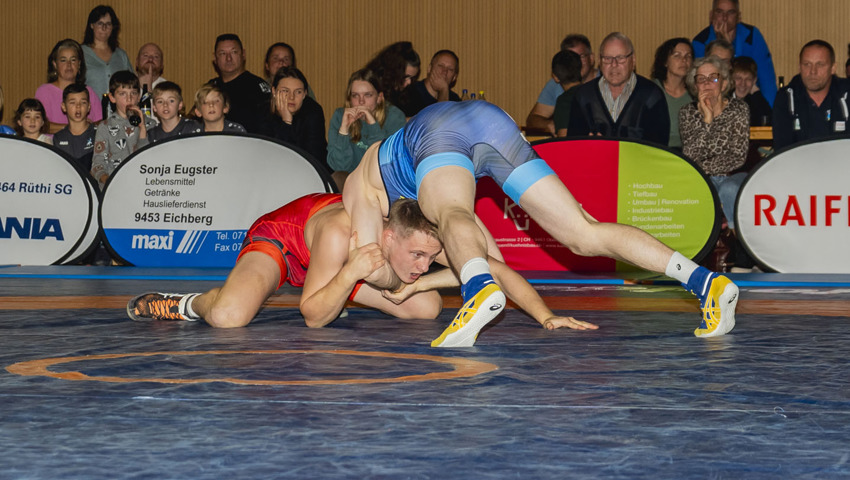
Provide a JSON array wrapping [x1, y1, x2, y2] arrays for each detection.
[[127, 292, 198, 322], [432, 277, 505, 348], [686, 271, 739, 337]]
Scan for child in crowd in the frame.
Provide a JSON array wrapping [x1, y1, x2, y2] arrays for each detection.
[[193, 84, 245, 133], [53, 83, 97, 174], [147, 81, 201, 143], [13, 98, 52, 144], [91, 70, 155, 189], [731, 56, 772, 127], [0, 84, 16, 135]]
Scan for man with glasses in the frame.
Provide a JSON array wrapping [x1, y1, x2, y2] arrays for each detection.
[[526, 34, 598, 136], [693, 0, 777, 106], [567, 32, 670, 145]]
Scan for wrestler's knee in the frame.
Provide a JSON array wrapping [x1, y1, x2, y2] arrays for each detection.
[[396, 292, 443, 320], [205, 301, 254, 328]]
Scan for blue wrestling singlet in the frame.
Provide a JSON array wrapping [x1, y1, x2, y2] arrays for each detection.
[[378, 101, 555, 206]]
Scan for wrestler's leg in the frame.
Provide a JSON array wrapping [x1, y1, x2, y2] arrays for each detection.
[[352, 284, 443, 320], [193, 252, 281, 328]]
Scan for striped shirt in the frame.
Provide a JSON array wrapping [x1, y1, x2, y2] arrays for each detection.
[[599, 72, 637, 122]]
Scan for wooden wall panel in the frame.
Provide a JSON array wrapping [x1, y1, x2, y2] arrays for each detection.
[[2, 1, 849, 129]]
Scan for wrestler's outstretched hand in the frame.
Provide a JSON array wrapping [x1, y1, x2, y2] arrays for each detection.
[[347, 232, 386, 280], [542, 315, 599, 330]]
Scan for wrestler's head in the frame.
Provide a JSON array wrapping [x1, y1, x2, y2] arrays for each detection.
[[381, 199, 442, 284]]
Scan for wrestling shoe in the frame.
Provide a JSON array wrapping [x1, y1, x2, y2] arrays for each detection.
[[431, 282, 506, 348], [127, 292, 197, 322], [687, 272, 739, 337]]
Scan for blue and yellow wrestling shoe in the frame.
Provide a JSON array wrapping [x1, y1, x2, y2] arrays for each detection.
[[687, 270, 739, 337], [431, 276, 506, 348]]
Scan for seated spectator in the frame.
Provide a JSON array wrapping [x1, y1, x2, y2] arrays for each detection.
[[680, 56, 749, 230], [81, 5, 132, 99], [773, 40, 850, 151], [208, 33, 271, 133], [14, 98, 52, 144], [731, 57, 771, 126], [260, 67, 327, 166], [192, 83, 246, 133], [551, 51, 584, 137], [148, 82, 201, 142], [693, 0, 777, 105], [365, 41, 421, 106], [526, 33, 598, 136], [263, 42, 316, 100], [36, 39, 102, 133], [651, 38, 694, 149], [135, 43, 166, 92], [91, 71, 155, 188], [327, 69, 405, 188], [568, 32, 670, 145], [705, 38, 734, 64], [53, 83, 97, 173], [397, 50, 460, 117], [0, 84, 15, 135]]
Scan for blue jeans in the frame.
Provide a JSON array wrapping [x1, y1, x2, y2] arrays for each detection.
[[711, 173, 747, 230]]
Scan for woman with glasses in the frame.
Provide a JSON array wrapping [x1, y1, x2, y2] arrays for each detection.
[[81, 5, 132, 99], [651, 38, 694, 150], [35, 39, 103, 133], [680, 56, 749, 232]]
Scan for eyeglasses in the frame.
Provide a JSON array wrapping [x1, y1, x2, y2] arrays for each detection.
[[600, 52, 633, 65], [695, 73, 721, 85], [93, 21, 113, 29]]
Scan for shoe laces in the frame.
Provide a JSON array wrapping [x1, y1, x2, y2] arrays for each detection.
[[147, 296, 183, 320]]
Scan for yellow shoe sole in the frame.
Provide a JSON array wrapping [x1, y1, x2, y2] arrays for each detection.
[[432, 283, 505, 348]]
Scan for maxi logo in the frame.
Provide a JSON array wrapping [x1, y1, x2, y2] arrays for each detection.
[[0, 217, 64, 240], [131, 231, 174, 250], [503, 199, 530, 231]]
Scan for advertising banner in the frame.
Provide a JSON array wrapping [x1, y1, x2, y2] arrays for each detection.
[[0, 137, 95, 265], [474, 139, 718, 272], [100, 134, 332, 267], [737, 139, 850, 273]]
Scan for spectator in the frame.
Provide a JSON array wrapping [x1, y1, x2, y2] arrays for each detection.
[[705, 39, 734, 64], [680, 56, 749, 230], [397, 50, 460, 117], [147, 82, 201, 142], [692, 0, 777, 105], [551, 51, 584, 137], [526, 33, 597, 136], [36, 39, 103, 133], [192, 83, 245, 133], [0, 84, 18, 135], [365, 41, 421, 106], [773, 40, 850, 151], [327, 68, 405, 188], [731, 56, 771, 126], [652, 38, 695, 149], [135, 43, 166, 92], [14, 98, 52, 144], [53, 83, 97, 173], [263, 42, 316, 100], [81, 5, 132, 99], [261, 67, 327, 166], [208, 33, 272, 134], [568, 32, 670, 145], [91, 71, 154, 189]]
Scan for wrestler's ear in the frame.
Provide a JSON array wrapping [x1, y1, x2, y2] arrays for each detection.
[[381, 228, 395, 246]]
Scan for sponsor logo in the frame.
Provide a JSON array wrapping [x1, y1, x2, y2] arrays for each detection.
[[489, 304, 503, 311], [753, 194, 850, 227], [0, 217, 64, 240], [131, 231, 174, 250], [503, 199, 530, 231]]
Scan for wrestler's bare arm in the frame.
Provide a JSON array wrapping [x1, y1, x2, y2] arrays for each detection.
[[299, 223, 385, 328], [342, 145, 402, 291]]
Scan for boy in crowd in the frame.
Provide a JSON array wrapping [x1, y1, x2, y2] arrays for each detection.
[[147, 81, 201, 143], [91, 70, 156, 189], [193, 84, 246, 133], [53, 83, 97, 174], [551, 50, 584, 137]]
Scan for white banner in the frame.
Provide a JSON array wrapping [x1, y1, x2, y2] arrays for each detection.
[[101, 134, 332, 267], [0, 137, 95, 265], [737, 139, 850, 272]]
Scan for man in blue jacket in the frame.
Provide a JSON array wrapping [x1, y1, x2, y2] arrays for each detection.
[[693, 0, 777, 106]]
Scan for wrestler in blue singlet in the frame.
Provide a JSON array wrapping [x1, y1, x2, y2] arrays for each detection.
[[378, 101, 556, 206]]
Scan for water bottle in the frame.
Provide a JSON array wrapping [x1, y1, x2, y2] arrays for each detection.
[[461, 89, 470, 101]]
